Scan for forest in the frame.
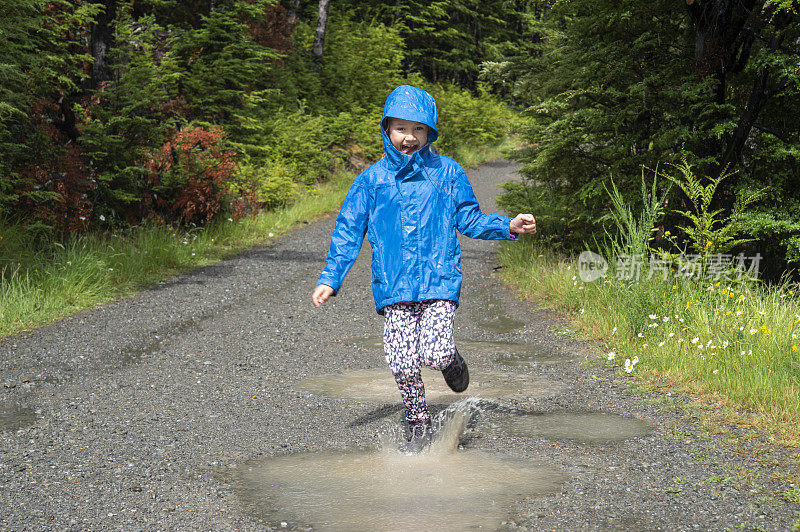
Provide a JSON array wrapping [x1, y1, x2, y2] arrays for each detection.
[[1, 0, 798, 274]]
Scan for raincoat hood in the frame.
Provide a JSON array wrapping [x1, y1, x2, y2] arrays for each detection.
[[381, 85, 439, 171]]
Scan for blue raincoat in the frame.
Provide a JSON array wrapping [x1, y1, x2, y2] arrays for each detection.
[[317, 85, 516, 313]]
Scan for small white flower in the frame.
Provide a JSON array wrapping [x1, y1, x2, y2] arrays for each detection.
[[691, 337, 699, 344], [624, 359, 633, 373], [739, 326, 744, 331], [572, 276, 576, 281], [269, 232, 274, 237], [228, 217, 233, 222], [792, 333, 797, 340], [706, 340, 713, 347], [637, 332, 643, 338], [663, 316, 670, 322], [712, 369, 719, 375], [679, 318, 685, 323], [749, 329, 757, 335], [612, 327, 617, 335], [642, 343, 647, 348], [99, 214, 106, 221], [580, 308, 585, 315], [668, 332, 675, 338], [191, 253, 195, 256], [79, 216, 86, 221], [678, 338, 683, 343], [607, 352, 616, 361], [722, 340, 728, 348], [648, 323, 658, 328], [740, 350, 746, 356], [632, 356, 639, 364], [736, 310, 742, 315], [698, 344, 704, 350], [108, 268, 113, 271], [658, 341, 665, 347], [649, 314, 658, 320]]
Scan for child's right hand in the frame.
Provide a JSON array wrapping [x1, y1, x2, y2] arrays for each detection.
[[312, 284, 335, 308]]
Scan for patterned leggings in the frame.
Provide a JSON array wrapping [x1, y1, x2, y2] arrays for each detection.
[[383, 299, 457, 425]]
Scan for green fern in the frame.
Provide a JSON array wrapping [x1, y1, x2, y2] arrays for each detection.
[[663, 157, 766, 273]]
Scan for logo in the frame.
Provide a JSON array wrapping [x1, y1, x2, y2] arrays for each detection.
[[578, 251, 608, 282]]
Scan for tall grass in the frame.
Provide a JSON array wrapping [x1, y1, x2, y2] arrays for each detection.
[[499, 237, 800, 443]]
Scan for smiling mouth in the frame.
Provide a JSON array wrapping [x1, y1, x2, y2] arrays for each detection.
[[401, 144, 419, 154]]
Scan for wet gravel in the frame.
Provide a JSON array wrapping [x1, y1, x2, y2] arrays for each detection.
[[1, 160, 798, 530]]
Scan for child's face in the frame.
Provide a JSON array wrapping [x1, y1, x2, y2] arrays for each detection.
[[386, 118, 429, 155]]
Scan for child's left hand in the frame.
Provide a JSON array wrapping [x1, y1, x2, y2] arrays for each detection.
[[510, 213, 537, 235]]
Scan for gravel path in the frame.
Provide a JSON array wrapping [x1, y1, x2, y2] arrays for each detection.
[[1, 160, 798, 530]]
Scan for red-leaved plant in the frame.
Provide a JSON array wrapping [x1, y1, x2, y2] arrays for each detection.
[[145, 125, 237, 224]]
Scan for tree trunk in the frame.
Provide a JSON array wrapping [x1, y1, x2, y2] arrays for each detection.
[[312, 0, 331, 63], [90, 0, 117, 90], [718, 31, 786, 172], [686, 0, 758, 104], [286, 0, 301, 26]]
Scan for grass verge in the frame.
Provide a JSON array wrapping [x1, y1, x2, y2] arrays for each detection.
[[0, 142, 509, 339], [498, 237, 800, 444]]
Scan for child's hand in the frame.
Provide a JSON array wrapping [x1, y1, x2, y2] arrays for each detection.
[[312, 284, 335, 308], [510, 214, 537, 235]]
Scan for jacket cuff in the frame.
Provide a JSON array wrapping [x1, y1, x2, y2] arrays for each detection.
[[505, 216, 518, 240], [316, 274, 340, 296]]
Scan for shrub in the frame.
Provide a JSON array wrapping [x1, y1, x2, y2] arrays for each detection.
[[145, 125, 237, 224], [428, 83, 514, 156]]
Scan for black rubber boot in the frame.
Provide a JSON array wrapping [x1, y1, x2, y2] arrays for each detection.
[[405, 420, 432, 453], [441, 347, 469, 393]]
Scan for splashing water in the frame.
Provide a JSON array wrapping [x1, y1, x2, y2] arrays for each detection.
[[234, 399, 566, 531]]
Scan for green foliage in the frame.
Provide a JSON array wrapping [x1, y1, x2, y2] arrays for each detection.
[[429, 84, 515, 156], [495, 0, 710, 247], [0, 0, 103, 216], [345, 0, 530, 87], [492, 0, 800, 278], [663, 159, 764, 264], [163, 0, 282, 122], [603, 168, 668, 263], [316, 13, 405, 113], [76, 12, 176, 223]]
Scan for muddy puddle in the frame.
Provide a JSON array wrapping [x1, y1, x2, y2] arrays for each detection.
[[0, 400, 36, 431], [491, 412, 652, 443], [234, 402, 566, 531], [470, 288, 525, 333], [296, 368, 565, 403]]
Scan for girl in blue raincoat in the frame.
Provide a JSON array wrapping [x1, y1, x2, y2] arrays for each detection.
[[312, 85, 536, 451]]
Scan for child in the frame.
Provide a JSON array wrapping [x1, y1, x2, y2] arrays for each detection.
[[311, 85, 536, 451]]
